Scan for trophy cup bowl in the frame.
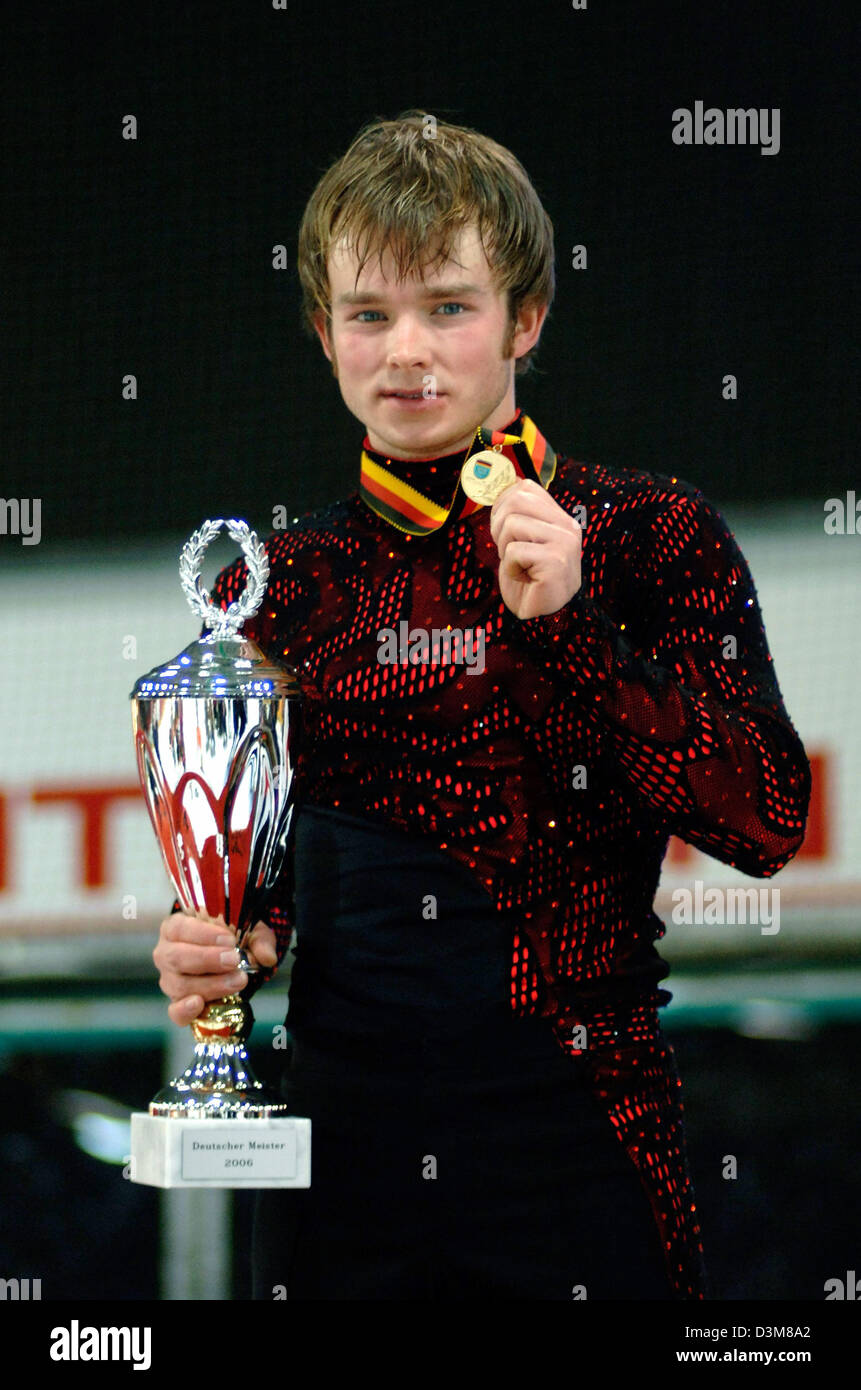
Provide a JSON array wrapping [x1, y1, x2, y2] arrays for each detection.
[[128, 519, 310, 1187]]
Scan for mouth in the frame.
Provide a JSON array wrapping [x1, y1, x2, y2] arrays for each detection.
[[380, 389, 444, 400]]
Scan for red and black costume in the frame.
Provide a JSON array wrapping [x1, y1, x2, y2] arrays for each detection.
[[209, 408, 810, 1299]]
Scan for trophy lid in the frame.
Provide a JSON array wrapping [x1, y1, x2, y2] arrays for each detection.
[[130, 517, 300, 700], [131, 633, 300, 699]]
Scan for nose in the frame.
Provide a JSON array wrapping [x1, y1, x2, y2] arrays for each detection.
[[386, 313, 431, 370]]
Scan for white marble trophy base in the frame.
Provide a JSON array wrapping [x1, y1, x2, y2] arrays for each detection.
[[130, 1113, 312, 1189]]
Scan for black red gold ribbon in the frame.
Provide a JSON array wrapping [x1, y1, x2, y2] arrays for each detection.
[[359, 414, 557, 537]]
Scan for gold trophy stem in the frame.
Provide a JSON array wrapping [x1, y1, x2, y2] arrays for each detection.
[[189, 994, 251, 1046], [149, 992, 290, 1119]]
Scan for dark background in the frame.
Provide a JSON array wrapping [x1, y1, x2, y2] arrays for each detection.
[[2, 1023, 858, 1300], [1, 0, 855, 553], [0, 0, 857, 1308]]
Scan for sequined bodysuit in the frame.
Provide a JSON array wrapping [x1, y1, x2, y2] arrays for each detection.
[[208, 409, 811, 1298]]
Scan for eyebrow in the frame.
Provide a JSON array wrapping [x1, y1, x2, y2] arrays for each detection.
[[335, 283, 487, 306]]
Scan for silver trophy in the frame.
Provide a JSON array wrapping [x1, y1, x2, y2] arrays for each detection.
[[128, 518, 310, 1188]]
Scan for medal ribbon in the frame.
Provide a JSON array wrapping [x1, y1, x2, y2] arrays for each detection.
[[359, 413, 557, 537]]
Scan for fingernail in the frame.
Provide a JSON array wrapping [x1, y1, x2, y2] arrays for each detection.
[[215, 934, 235, 946], [220, 950, 240, 967], [224, 971, 246, 989]]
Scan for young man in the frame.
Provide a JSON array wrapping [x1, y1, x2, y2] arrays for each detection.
[[153, 111, 811, 1300]]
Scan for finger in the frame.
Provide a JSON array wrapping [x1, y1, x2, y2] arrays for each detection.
[[167, 995, 205, 1026], [155, 937, 247, 977], [501, 540, 570, 574], [493, 492, 580, 542], [245, 921, 278, 968], [158, 967, 247, 1003], [497, 514, 574, 550], [489, 480, 551, 536], [160, 914, 237, 947]]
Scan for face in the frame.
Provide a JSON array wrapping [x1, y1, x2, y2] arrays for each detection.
[[312, 223, 547, 460]]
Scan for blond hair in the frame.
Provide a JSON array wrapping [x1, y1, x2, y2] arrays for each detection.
[[297, 110, 555, 375]]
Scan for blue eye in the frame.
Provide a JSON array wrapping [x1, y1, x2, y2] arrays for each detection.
[[351, 302, 468, 322]]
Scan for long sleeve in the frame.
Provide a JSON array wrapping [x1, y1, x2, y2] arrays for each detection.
[[513, 481, 811, 878], [144, 445, 739, 1301], [240, 863, 296, 1005]]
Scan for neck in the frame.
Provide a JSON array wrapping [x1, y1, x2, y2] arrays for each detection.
[[357, 410, 557, 538], [364, 407, 523, 465]]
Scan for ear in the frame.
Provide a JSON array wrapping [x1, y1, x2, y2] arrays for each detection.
[[312, 310, 334, 363], [512, 299, 550, 362]]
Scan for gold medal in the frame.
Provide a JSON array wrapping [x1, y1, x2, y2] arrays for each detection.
[[460, 449, 517, 506]]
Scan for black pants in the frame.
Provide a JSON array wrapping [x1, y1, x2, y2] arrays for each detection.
[[252, 1007, 674, 1300]]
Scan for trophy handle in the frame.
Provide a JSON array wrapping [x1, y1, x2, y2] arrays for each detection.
[[179, 516, 269, 639]]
